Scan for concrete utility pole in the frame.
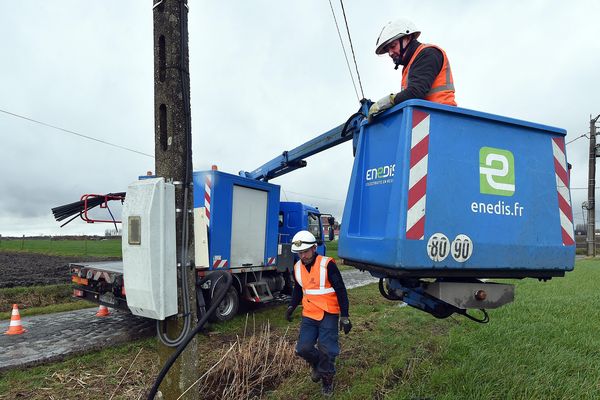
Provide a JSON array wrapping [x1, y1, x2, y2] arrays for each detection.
[[586, 114, 600, 257], [153, 0, 198, 396]]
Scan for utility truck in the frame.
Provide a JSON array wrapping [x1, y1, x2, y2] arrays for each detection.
[[68, 184, 329, 322], [68, 98, 575, 328]]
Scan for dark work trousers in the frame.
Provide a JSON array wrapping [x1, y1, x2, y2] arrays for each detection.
[[295, 312, 340, 374]]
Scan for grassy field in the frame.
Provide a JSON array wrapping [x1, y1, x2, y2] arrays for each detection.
[[0, 285, 95, 319], [0, 239, 344, 319], [2, 237, 341, 262], [0, 237, 122, 258], [324, 239, 353, 270], [1, 259, 597, 399]]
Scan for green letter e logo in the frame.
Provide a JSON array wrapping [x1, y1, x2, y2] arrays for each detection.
[[479, 147, 515, 196]]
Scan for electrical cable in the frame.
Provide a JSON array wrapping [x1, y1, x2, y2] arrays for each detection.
[[340, 109, 367, 137], [148, 271, 233, 399], [105, 204, 119, 233], [339, 0, 365, 99], [284, 190, 343, 203], [327, 0, 360, 102], [0, 108, 154, 158], [457, 308, 489, 324], [51, 193, 126, 225], [566, 134, 588, 145]]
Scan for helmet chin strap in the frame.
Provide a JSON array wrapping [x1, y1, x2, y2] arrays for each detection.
[[393, 36, 411, 70]]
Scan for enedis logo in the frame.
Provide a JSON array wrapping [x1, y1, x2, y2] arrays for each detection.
[[473, 147, 524, 217], [365, 163, 395, 186], [479, 147, 515, 196]]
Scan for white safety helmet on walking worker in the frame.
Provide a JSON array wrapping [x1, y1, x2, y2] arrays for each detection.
[[291, 230, 317, 253], [375, 18, 421, 55]]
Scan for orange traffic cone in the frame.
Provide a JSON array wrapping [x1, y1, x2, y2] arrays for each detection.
[[4, 304, 26, 335], [96, 305, 110, 317]]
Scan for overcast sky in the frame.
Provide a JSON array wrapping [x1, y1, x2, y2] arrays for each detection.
[[1, 0, 599, 236]]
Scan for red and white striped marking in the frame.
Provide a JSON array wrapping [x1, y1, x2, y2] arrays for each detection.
[[406, 110, 430, 240], [204, 175, 212, 227], [552, 137, 574, 246], [92, 270, 113, 283], [212, 256, 228, 269], [267, 257, 276, 266]]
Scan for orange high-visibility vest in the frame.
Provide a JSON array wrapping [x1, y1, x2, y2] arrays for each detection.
[[294, 255, 341, 321], [401, 44, 457, 106]]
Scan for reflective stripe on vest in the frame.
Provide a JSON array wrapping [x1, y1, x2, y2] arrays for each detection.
[[294, 255, 340, 320], [294, 260, 303, 287], [401, 43, 456, 106], [294, 256, 334, 295]]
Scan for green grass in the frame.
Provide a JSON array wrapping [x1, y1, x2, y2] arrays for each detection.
[[1, 260, 598, 399], [0, 284, 95, 319], [0, 238, 122, 257], [0, 338, 158, 399], [384, 259, 600, 400], [325, 239, 339, 257], [325, 239, 353, 271]]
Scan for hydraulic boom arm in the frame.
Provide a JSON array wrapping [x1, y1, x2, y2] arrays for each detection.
[[239, 100, 371, 181]]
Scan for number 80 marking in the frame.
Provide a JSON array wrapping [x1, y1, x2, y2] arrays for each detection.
[[427, 233, 449, 262]]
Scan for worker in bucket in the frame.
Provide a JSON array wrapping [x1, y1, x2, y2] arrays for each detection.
[[369, 18, 457, 118], [285, 230, 351, 397]]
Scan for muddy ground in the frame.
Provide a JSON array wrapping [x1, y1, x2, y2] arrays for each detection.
[[0, 252, 118, 288]]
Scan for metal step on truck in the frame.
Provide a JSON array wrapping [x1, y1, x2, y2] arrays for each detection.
[[69, 174, 332, 322]]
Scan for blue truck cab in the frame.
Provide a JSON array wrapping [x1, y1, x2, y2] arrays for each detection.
[[278, 201, 326, 256]]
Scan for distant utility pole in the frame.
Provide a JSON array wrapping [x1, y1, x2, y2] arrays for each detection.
[[586, 114, 600, 257], [153, 0, 198, 397]]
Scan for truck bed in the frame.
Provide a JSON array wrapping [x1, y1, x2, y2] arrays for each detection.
[[70, 260, 127, 309], [70, 260, 124, 274]]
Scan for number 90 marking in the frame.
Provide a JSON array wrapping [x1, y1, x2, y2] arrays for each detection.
[[451, 234, 473, 262]]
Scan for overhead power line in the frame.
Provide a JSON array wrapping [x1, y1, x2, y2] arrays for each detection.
[[0, 108, 154, 158], [328, 0, 360, 102], [339, 0, 365, 99], [566, 133, 588, 145], [328, 0, 365, 102], [285, 190, 344, 203]]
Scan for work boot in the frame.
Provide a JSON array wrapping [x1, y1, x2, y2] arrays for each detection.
[[311, 364, 321, 383], [321, 373, 334, 397]]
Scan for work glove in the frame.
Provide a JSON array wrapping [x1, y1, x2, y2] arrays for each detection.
[[285, 306, 295, 322], [339, 317, 352, 334], [368, 94, 395, 120]]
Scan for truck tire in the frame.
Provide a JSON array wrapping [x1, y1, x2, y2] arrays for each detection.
[[209, 287, 239, 322]]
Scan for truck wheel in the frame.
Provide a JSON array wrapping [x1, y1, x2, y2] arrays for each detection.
[[209, 287, 239, 322]]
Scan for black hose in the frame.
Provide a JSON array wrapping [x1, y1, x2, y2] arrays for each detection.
[[147, 271, 233, 399], [340, 111, 365, 138], [378, 278, 402, 301], [457, 308, 489, 324]]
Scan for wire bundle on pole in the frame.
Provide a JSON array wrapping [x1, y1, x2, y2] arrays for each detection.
[[51, 192, 125, 228]]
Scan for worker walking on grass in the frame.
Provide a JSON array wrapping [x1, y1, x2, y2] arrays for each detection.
[[369, 18, 457, 118], [285, 230, 351, 397]]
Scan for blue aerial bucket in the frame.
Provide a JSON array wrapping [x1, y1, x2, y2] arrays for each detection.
[[339, 100, 575, 279]]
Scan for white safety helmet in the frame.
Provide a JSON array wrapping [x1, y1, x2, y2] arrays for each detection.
[[375, 18, 421, 55], [291, 230, 317, 253]]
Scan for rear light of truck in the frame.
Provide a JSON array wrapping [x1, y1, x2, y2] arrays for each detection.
[[72, 276, 89, 285], [73, 289, 84, 297]]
